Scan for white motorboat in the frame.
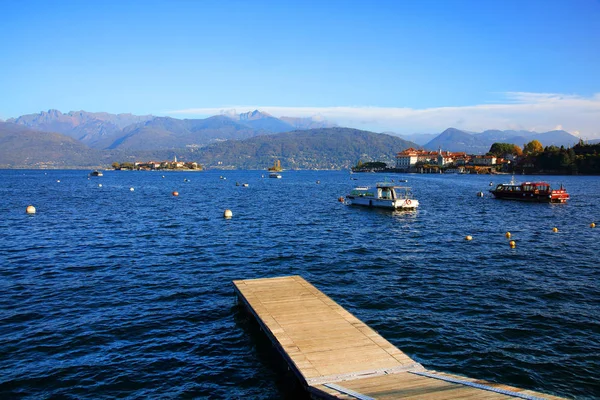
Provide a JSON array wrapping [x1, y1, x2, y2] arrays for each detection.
[[345, 182, 418, 210]]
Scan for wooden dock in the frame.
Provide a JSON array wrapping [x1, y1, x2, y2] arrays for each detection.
[[233, 275, 565, 400]]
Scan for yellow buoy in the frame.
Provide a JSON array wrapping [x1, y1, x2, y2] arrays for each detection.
[[172, 191, 179, 196], [26, 205, 36, 214], [591, 222, 596, 228], [465, 235, 472, 241], [505, 232, 511, 239], [509, 240, 516, 248], [223, 209, 233, 219], [552, 227, 558, 232]]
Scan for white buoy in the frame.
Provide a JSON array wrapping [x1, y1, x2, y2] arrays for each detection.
[[26, 205, 36, 214], [56, 180, 60, 183], [223, 209, 233, 219], [130, 187, 134, 191], [98, 184, 102, 187]]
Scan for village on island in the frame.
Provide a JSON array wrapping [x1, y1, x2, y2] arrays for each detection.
[[111, 156, 202, 171]]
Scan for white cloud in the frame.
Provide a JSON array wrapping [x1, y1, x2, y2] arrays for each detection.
[[165, 92, 600, 138]]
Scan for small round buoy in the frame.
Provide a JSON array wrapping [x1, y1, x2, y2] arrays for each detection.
[[223, 209, 233, 219], [477, 191, 484, 197], [509, 240, 516, 248], [56, 180, 60, 183], [552, 227, 558, 233], [98, 184, 102, 187], [172, 191, 179, 196], [505, 232, 511, 239], [26, 205, 36, 214], [591, 222, 596, 228], [316, 180, 320, 184], [130, 187, 134, 192], [162, 175, 165, 178], [465, 235, 472, 241], [338, 196, 345, 202]]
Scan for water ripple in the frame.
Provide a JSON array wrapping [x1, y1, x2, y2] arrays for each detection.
[[0, 170, 598, 399]]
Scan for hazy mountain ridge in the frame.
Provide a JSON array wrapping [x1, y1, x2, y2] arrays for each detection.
[[7, 109, 155, 147], [106, 116, 262, 150], [0, 121, 100, 167], [6, 109, 335, 151], [279, 116, 336, 130], [228, 110, 295, 133], [423, 127, 580, 153], [195, 127, 418, 169]]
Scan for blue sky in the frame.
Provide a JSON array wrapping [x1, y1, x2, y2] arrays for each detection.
[[1, 0, 599, 137]]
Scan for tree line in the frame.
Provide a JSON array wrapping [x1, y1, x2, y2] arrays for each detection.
[[488, 140, 600, 174]]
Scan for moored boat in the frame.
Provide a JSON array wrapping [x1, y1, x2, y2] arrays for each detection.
[[269, 172, 282, 179], [345, 182, 418, 210], [90, 170, 103, 177], [489, 177, 569, 203]]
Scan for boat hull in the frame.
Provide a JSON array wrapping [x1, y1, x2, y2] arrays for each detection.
[[346, 196, 418, 210], [490, 192, 568, 203]]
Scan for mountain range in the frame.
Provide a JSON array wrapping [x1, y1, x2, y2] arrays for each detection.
[[413, 128, 580, 154], [6, 109, 336, 150], [0, 109, 584, 168]]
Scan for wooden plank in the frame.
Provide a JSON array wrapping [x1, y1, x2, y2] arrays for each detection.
[[234, 276, 566, 400]]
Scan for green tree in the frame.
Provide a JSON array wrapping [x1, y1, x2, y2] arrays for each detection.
[[111, 162, 120, 169], [488, 143, 523, 157], [523, 140, 543, 155]]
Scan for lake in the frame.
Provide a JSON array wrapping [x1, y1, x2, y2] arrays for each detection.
[[0, 169, 598, 399]]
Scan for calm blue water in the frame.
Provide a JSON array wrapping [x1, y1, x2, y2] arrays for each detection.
[[0, 170, 598, 399]]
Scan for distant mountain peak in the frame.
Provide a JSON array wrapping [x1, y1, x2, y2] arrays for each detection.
[[238, 110, 273, 120]]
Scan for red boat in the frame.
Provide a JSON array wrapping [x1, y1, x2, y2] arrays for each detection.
[[489, 179, 569, 203]]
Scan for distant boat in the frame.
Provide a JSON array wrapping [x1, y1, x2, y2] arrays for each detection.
[[269, 172, 282, 179], [90, 170, 103, 177], [489, 176, 569, 203], [268, 160, 283, 172]]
